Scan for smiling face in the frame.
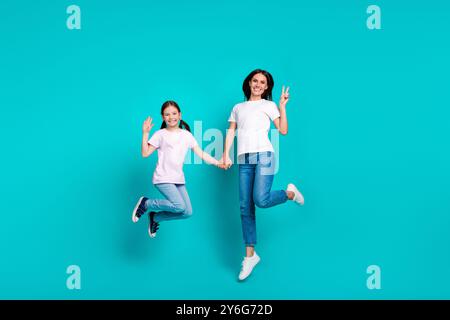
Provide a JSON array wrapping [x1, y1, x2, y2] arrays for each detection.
[[162, 105, 181, 129], [249, 73, 269, 99]]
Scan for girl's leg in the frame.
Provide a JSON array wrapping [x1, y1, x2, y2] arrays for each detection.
[[146, 184, 188, 223], [239, 154, 257, 251], [175, 184, 193, 219], [253, 152, 288, 208]]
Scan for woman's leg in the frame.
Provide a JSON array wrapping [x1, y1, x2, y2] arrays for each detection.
[[239, 154, 257, 252], [253, 152, 288, 208], [237, 154, 263, 280], [145, 183, 188, 223]]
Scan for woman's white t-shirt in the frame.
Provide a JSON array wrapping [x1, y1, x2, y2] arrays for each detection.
[[148, 128, 198, 184], [228, 99, 280, 156]]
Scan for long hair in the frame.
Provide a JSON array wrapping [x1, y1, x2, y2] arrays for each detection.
[[242, 69, 274, 101], [159, 100, 191, 132]]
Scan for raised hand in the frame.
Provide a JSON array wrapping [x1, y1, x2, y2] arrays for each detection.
[[279, 86, 290, 108], [142, 116, 154, 133]]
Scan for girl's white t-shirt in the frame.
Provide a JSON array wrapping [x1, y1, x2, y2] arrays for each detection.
[[148, 128, 198, 184], [228, 99, 280, 156]]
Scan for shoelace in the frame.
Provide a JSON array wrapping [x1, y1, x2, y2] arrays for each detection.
[[136, 207, 145, 218], [240, 259, 250, 272], [136, 199, 147, 218], [151, 221, 159, 233]]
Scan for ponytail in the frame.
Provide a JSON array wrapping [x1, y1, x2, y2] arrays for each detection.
[[179, 119, 191, 132]]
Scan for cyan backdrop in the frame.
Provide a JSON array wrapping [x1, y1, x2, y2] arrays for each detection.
[[1, 0, 449, 299]]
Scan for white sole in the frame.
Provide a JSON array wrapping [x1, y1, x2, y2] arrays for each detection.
[[132, 196, 145, 223], [148, 224, 156, 238]]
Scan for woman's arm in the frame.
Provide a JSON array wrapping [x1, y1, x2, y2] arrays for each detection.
[[222, 121, 236, 168], [141, 117, 156, 158], [273, 86, 290, 135], [192, 145, 220, 166]]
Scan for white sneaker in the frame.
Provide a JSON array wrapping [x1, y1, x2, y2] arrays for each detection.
[[238, 253, 260, 281], [287, 183, 304, 205]]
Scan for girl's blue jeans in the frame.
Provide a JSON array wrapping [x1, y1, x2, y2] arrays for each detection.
[[145, 183, 192, 223]]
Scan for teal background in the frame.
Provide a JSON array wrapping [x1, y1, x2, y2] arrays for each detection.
[[1, 0, 449, 299]]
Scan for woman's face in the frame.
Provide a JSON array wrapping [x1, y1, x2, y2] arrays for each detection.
[[162, 105, 181, 128], [249, 73, 268, 98]]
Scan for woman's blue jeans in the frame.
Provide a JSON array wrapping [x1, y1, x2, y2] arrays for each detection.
[[238, 151, 288, 246]]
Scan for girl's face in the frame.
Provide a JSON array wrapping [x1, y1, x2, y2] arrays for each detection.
[[162, 105, 181, 128], [249, 73, 268, 98]]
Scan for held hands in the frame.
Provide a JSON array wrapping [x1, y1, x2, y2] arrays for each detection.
[[143, 117, 154, 133], [279, 86, 290, 108], [217, 156, 232, 170]]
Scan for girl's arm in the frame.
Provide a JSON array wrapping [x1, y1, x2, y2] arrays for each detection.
[[192, 145, 220, 167], [142, 117, 156, 158], [273, 86, 290, 135]]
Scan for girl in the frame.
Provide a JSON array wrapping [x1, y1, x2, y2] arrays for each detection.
[[132, 100, 220, 238], [220, 69, 305, 281]]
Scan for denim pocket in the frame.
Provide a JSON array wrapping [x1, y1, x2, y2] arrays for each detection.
[[259, 152, 276, 176], [259, 152, 273, 166]]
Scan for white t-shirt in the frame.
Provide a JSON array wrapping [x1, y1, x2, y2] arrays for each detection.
[[228, 99, 280, 156], [148, 128, 198, 184]]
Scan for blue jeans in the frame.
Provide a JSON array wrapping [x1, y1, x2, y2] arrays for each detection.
[[144, 183, 192, 223], [238, 152, 288, 246]]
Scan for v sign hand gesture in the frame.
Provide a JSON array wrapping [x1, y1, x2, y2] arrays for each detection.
[[279, 86, 290, 108]]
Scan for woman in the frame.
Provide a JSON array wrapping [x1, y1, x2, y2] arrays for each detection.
[[220, 69, 304, 281]]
